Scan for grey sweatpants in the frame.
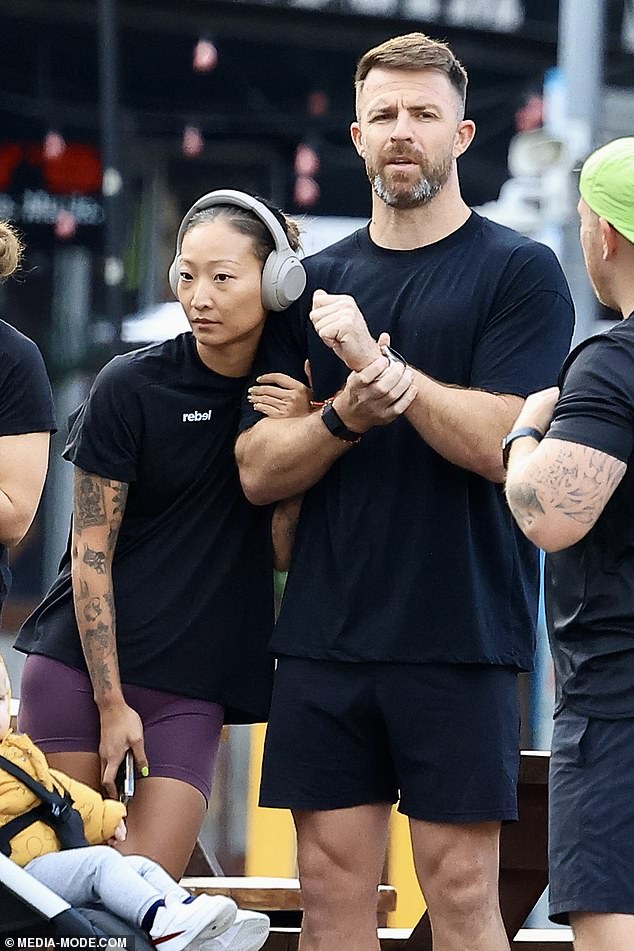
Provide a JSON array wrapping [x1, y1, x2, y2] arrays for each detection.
[[26, 846, 188, 928]]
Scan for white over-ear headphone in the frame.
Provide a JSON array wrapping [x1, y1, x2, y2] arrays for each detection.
[[168, 189, 306, 312]]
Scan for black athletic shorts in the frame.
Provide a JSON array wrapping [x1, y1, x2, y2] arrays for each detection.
[[549, 706, 634, 923], [260, 657, 520, 822]]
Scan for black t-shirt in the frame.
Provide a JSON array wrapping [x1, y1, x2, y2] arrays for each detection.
[[16, 333, 275, 723], [239, 214, 574, 669], [544, 316, 634, 718], [0, 319, 56, 611]]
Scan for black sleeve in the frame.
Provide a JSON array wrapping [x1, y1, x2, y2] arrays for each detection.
[[545, 334, 634, 463], [0, 331, 56, 436], [470, 243, 575, 396], [238, 300, 310, 434], [62, 355, 143, 482]]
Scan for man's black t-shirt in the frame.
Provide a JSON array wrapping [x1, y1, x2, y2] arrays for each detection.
[[16, 333, 274, 723], [545, 316, 634, 718], [239, 214, 574, 669], [0, 320, 56, 611]]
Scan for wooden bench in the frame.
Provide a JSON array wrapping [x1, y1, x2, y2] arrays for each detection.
[[181, 875, 397, 919], [260, 927, 573, 950]]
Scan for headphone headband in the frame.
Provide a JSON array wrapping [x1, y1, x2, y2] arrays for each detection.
[[168, 189, 306, 311]]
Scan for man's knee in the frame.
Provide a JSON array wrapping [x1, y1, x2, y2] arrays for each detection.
[[412, 822, 501, 921]]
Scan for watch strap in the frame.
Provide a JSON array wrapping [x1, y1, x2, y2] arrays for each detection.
[[320, 401, 363, 444], [502, 426, 543, 469], [380, 345, 407, 367]]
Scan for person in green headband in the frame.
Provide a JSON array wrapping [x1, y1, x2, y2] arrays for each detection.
[[504, 135, 634, 950]]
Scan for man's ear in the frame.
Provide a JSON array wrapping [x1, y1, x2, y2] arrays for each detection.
[[351, 122, 365, 158], [600, 218, 619, 260], [453, 119, 476, 158]]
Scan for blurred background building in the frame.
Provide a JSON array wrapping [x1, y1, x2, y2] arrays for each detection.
[[1, 0, 633, 925]]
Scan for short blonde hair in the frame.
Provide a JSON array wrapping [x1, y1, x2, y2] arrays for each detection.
[[0, 221, 24, 282], [355, 32, 468, 118]]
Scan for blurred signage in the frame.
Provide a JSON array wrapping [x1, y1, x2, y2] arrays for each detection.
[[0, 142, 103, 227], [232, 0, 561, 35], [0, 190, 104, 228]]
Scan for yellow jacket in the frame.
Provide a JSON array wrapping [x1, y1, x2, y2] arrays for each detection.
[[0, 732, 126, 867]]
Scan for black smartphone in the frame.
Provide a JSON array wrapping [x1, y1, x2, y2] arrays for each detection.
[[116, 749, 135, 803]]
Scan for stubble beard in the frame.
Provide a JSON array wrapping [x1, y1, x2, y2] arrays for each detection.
[[368, 154, 452, 209]]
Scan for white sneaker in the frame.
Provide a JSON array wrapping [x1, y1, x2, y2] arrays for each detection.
[[150, 894, 238, 950], [200, 909, 270, 951]]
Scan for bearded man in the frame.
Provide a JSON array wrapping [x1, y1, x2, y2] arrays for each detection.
[[237, 32, 574, 951]]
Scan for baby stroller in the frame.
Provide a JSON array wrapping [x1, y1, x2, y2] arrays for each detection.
[[0, 849, 152, 944]]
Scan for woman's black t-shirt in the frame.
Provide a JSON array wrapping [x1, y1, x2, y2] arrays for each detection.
[[0, 320, 56, 612], [16, 333, 274, 723]]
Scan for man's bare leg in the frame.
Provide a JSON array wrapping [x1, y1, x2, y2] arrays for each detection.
[[294, 803, 392, 951], [571, 912, 634, 951], [410, 818, 510, 951]]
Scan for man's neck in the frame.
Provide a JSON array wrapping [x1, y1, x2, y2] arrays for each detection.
[[368, 183, 471, 251]]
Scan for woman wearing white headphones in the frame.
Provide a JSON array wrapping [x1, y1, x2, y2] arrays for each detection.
[[14, 192, 308, 950]]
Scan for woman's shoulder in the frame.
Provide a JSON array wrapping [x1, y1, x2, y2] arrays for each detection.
[[0, 318, 46, 365], [94, 333, 192, 392]]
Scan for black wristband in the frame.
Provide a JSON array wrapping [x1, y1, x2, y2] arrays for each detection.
[[321, 401, 363, 444], [501, 426, 543, 469]]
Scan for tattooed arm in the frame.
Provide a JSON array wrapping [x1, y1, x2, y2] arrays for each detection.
[[505, 437, 626, 552], [71, 467, 148, 796]]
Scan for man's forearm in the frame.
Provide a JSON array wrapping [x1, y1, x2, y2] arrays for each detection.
[[236, 413, 353, 505], [404, 370, 523, 482], [505, 437, 626, 551]]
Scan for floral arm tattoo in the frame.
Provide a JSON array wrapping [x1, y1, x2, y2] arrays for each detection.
[[71, 469, 128, 702], [506, 441, 626, 539]]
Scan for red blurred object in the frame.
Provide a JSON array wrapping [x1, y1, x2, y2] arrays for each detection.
[[43, 131, 66, 161], [294, 175, 320, 207], [193, 38, 218, 73], [294, 143, 320, 177], [54, 209, 78, 240], [0, 142, 101, 194], [515, 94, 544, 133], [182, 125, 204, 158], [307, 90, 329, 118]]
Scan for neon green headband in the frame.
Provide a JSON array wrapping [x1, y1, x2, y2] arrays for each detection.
[[579, 137, 634, 244]]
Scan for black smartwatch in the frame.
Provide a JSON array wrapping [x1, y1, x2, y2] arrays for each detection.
[[321, 401, 363, 444], [501, 426, 543, 469]]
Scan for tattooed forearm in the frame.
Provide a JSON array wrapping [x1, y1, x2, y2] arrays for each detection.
[[71, 471, 128, 702], [505, 483, 545, 532], [508, 441, 626, 534], [83, 597, 102, 622], [83, 546, 107, 574], [82, 620, 115, 692]]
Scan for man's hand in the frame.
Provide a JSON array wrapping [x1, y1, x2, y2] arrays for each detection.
[[511, 387, 560, 436], [333, 354, 417, 432], [310, 289, 383, 371]]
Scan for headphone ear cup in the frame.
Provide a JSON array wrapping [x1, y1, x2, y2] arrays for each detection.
[[168, 255, 180, 297], [261, 250, 307, 311]]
